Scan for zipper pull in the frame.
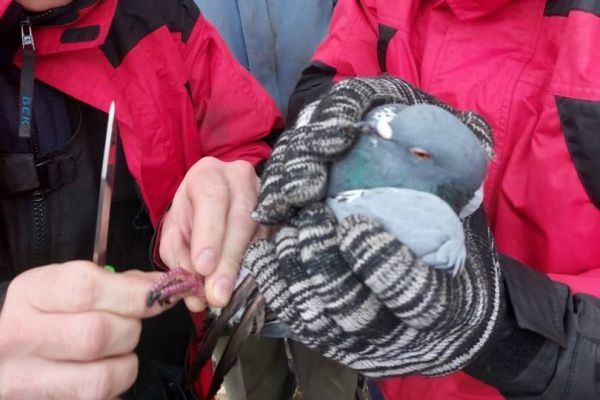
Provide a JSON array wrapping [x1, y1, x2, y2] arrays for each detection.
[[19, 17, 36, 139]]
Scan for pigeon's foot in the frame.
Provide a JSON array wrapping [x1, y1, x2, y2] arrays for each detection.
[[146, 267, 204, 307]]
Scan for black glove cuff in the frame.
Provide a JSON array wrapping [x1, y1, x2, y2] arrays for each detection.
[[501, 255, 569, 346], [465, 255, 570, 396]]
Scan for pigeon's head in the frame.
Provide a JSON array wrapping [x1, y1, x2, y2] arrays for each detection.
[[326, 103, 489, 213]]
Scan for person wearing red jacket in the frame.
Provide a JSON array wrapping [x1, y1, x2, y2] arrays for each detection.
[[0, 0, 280, 398], [281, 0, 600, 399]]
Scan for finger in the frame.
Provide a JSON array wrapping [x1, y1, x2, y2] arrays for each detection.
[[0, 354, 138, 400], [187, 159, 229, 276], [156, 226, 205, 312], [204, 162, 258, 307], [158, 213, 193, 272], [18, 312, 141, 362], [183, 296, 206, 313], [271, 224, 339, 338], [252, 130, 296, 224], [338, 215, 420, 298], [22, 262, 172, 317], [337, 215, 446, 330], [281, 129, 328, 208], [295, 205, 387, 334], [243, 236, 313, 337]]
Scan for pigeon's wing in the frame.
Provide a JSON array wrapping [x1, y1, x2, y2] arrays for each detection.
[[327, 188, 465, 271]]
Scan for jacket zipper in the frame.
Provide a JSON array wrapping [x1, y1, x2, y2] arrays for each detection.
[[20, 17, 50, 266], [17, 11, 54, 137], [29, 129, 49, 266]]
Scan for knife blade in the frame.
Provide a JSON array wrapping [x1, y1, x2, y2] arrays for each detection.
[[92, 101, 119, 266]]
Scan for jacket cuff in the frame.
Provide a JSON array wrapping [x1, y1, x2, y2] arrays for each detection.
[[490, 271, 600, 399], [501, 255, 569, 347], [465, 255, 568, 396]]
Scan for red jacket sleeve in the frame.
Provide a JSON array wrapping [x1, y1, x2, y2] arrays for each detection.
[[181, 15, 282, 166], [288, 0, 381, 123], [0, 0, 10, 17], [312, 0, 381, 78], [548, 271, 600, 297]]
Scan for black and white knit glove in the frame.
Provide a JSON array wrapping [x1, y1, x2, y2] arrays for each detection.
[[246, 204, 502, 377], [244, 77, 504, 377]]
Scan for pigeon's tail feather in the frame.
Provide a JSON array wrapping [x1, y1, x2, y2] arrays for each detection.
[[187, 274, 258, 389], [206, 293, 266, 400]]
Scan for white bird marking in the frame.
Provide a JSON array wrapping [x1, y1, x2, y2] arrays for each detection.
[[376, 119, 394, 140], [368, 106, 397, 140]]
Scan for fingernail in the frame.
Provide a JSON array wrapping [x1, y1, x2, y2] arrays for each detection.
[[195, 249, 216, 275], [213, 276, 234, 305]]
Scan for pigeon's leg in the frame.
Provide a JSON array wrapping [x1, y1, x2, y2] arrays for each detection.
[[146, 267, 204, 307]]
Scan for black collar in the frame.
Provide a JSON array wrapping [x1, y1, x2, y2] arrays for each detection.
[[28, 0, 98, 26]]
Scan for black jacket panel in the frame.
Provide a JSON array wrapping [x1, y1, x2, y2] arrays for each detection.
[[468, 256, 600, 399]]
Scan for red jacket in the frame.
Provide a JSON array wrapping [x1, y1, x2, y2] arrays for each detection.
[[0, 0, 280, 395], [298, 0, 600, 398], [0, 0, 280, 227]]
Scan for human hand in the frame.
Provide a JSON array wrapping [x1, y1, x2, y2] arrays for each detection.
[[158, 157, 260, 312], [244, 204, 503, 377], [14, 0, 73, 12], [0, 261, 168, 399]]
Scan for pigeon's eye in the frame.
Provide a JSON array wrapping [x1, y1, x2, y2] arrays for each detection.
[[409, 147, 432, 160]]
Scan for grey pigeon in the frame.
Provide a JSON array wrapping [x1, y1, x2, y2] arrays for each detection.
[[326, 103, 489, 274]]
